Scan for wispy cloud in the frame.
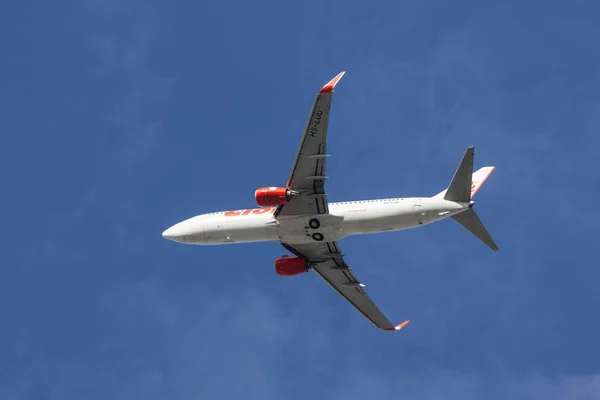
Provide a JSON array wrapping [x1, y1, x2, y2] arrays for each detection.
[[4, 273, 598, 400], [5, 2, 600, 400], [0, 277, 332, 399], [13, 2, 176, 275], [83, 2, 175, 166], [329, 366, 600, 400]]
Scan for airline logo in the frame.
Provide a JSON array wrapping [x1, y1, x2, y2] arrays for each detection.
[[225, 207, 277, 217], [470, 166, 495, 198]]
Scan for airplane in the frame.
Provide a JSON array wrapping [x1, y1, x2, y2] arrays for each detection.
[[162, 71, 498, 331]]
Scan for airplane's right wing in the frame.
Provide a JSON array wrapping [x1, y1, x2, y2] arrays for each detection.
[[282, 241, 409, 331]]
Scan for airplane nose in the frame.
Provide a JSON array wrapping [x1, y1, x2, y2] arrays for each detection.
[[162, 226, 179, 241], [162, 218, 205, 244]]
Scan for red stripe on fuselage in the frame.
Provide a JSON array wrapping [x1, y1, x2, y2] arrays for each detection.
[[224, 207, 276, 217]]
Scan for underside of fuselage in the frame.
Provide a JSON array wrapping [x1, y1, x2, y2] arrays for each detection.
[[162, 197, 468, 245]]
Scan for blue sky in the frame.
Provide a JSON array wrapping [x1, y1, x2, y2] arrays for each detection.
[[2, 0, 600, 398]]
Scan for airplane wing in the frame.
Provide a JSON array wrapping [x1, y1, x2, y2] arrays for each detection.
[[275, 72, 345, 217], [282, 241, 410, 331]]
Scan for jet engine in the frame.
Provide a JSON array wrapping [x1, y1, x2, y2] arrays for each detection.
[[255, 187, 295, 207], [275, 256, 309, 276]]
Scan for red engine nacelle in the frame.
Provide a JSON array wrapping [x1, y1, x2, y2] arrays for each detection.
[[255, 187, 291, 207], [275, 256, 309, 276]]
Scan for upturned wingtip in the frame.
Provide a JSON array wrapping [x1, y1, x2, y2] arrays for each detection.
[[320, 71, 346, 93], [384, 320, 410, 331]]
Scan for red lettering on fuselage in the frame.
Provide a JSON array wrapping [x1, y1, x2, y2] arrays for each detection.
[[224, 207, 276, 216]]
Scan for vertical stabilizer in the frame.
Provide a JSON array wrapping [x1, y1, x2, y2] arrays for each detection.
[[444, 147, 474, 202]]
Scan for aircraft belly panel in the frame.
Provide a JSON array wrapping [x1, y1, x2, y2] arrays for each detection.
[[276, 214, 346, 244], [203, 217, 278, 244]]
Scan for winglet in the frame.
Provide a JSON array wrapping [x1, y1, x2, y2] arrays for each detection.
[[384, 320, 410, 331], [320, 71, 346, 93]]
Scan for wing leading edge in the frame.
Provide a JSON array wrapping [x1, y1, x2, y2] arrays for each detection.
[[282, 242, 409, 331]]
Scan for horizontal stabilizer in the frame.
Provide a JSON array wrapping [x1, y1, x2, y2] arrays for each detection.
[[452, 208, 499, 251]]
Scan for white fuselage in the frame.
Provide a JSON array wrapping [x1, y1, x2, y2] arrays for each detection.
[[162, 197, 470, 245]]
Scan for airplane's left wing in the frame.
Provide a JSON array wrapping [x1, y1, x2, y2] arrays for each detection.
[[276, 72, 345, 217], [282, 241, 409, 331]]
